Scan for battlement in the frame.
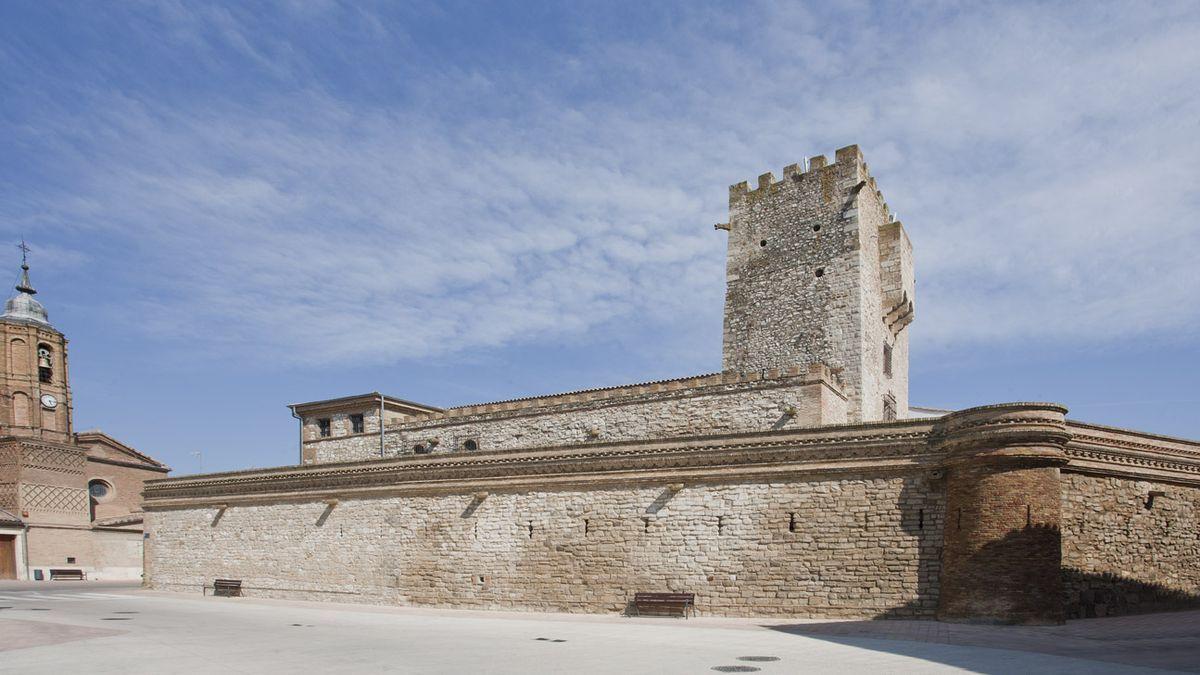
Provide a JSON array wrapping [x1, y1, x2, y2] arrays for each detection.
[[724, 144, 897, 225]]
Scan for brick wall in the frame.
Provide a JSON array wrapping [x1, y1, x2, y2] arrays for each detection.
[[86, 460, 162, 522], [939, 462, 1064, 624], [147, 474, 942, 618]]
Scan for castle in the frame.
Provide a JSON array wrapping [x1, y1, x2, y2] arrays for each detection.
[[142, 146, 1199, 624], [0, 251, 169, 581]]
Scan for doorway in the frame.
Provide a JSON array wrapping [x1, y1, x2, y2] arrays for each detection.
[[0, 534, 16, 579]]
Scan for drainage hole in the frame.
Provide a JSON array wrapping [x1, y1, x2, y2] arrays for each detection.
[[101, 617, 131, 621], [738, 656, 780, 662], [713, 667, 760, 673]]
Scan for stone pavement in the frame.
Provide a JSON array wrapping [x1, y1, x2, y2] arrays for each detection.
[[0, 581, 1195, 673], [768, 610, 1200, 673]]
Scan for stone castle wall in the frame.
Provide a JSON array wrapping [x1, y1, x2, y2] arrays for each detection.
[[306, 367, 847, 465], [144, 405, 1200, 623], [146, 474, 942, 618], [1061, 473, 1200, 618]]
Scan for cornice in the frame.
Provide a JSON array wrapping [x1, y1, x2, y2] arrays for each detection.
[[145, 423, 937, 507], [141, 404, 1200, 509], [86, 455, 171, 473]]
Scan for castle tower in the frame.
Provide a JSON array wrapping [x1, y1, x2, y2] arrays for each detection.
[[718, 145, 914, 422], [0, 246, 72, 442]]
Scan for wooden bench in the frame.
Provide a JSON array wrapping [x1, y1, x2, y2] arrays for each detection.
[[49, 568, 87, 581], [632, 592, 695, 618], [211, 578, 242, 597]]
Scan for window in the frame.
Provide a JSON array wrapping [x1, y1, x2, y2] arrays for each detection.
[[89, 480, 111, 500], [883, 343, 893, 377], [350, 414, 365, 434], [88, 479, 112, 522], [463, 438, 478, 452], [37, 345, 52, 383], [883, 395, 897, 421], [317, 418, 331, 437]]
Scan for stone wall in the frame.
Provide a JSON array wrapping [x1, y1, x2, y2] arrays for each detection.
[[721, 146, 912, 422], [146, 474, 942, 618], [307, 368, 846, 465], [1061, 473, 1200, 618]]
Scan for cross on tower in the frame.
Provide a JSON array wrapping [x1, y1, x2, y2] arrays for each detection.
[[17, 240, 30, 265]]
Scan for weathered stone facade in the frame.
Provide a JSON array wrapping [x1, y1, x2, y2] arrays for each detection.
[[143, 146, 1198, 624], [306, 366, 847, 464], [722, 147, 912, 422], [149, 475, 942, 617]]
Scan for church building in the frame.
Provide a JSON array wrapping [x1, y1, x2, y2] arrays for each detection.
[[0, 250, 169, 581]]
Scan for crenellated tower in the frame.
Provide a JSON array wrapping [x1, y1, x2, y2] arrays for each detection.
[[717, 145, 914, 422]]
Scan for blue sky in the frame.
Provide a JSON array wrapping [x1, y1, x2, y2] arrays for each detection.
[[2, 1, 1198, 474]]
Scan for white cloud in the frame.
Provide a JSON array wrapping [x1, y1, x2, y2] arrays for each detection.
[[3, 1, 1199, 370]]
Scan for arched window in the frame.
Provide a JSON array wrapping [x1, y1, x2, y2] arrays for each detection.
[[37, 344, 53, 384]]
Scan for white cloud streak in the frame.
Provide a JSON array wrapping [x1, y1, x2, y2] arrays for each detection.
[[3, 1, 1198, 369]]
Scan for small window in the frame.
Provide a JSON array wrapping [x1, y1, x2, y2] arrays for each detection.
[[350, 414, 365, 434], [883, 343, 893, 377], [89, 480, 112, 501], [463, 439, 478, 452], [413, 443, 431, 454], [883, 395, 897, 421], [317, 418, 331, 437]]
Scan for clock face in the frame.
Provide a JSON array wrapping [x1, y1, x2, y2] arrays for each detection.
[[40, 394, 58, 409]]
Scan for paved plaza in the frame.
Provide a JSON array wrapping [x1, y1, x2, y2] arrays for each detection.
[[0, 580, 1197, 674]]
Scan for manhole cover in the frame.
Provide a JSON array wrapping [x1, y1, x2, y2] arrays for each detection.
[[101, 617, 131, 621], [738, 656, 780, 662], [712, 667, 760, 673]]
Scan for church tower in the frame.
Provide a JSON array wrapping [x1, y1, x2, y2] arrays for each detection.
[[718, 145, 914, 422], [0, 247, 72, 442]]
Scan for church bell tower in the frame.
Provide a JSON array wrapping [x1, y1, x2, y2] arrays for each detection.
[[0, 245, 72, 443]]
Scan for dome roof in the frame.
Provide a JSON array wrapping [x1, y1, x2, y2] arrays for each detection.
[[1, 260, 53, 327], [3, 291, 49, 325]]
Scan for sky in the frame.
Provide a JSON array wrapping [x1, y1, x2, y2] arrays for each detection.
[[1, 1, 1198, 475]]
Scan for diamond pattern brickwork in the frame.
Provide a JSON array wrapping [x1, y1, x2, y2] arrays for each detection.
[[20, 445, 85, 474], [21, 482, 87, 513]]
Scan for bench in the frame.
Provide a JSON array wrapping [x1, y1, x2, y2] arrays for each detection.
[[49, 568, 87, 581], [632, 592, 695, 618], [211, 579, 242, 597]]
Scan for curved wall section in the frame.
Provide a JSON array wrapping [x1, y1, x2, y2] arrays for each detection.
[[935, 403, 1070, 624]]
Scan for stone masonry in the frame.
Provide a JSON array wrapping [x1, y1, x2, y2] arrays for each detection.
[[722, 146, 913, 422], [143, 146, 1199, 624]]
